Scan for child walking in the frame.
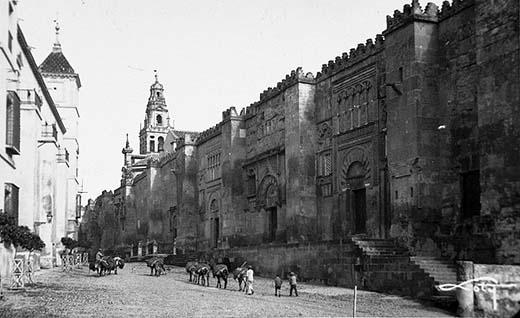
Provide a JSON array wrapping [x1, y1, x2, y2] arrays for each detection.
[[289, 272, 298, 296], [274, 275, 282, 297]]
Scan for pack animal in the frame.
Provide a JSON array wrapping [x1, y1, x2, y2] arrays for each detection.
[[232, 262, 248, 291], [185, 261, 198, 282], [195, 263, 210, 286], [146, 257, 166, 276], [211, 262, 229, 289]]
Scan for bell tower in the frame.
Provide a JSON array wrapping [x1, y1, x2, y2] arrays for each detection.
[[139, 71, 172, 154]]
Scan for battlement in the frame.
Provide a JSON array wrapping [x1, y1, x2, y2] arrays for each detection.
[[438, 0, 474, 21], [258, 67, 314, 103], [196, 122, 223, 144], [244, 101, 260, 119], [316, 35, 384, 80], [222, 106, 240, 121], [384, 0, 439, 35]]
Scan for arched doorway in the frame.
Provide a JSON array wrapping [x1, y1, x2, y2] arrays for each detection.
[[265, 184, 278, 242], [346, 161, 367, 234]]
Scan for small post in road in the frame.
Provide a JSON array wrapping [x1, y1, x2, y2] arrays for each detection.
[[353, 285, 357, 318]]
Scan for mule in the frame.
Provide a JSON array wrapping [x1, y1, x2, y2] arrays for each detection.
[[195, 263, 210, 286], [146, 257, 165, 276], [112, 257, 125, 275], [211, 263, 229, 289], [186, 261, 198, 282], [233, 266, 248, 291], [97, 256, 115, 276]]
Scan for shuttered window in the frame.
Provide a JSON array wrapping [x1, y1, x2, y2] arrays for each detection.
[[4, 183, 19, 226], [6, 91, 20, 155], [318, 152, 332, 176]]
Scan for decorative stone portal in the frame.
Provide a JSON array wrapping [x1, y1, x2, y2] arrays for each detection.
[[340, 147, 371, 235]]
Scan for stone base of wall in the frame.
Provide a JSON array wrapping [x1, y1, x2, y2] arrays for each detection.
[[201, 240, 436, 299]]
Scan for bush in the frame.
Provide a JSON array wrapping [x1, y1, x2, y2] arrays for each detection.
[[61, 237, 78, 250], [0, 214, 45, 251]]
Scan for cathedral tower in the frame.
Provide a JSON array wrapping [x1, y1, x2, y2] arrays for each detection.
[[139, 71, 172, 154]]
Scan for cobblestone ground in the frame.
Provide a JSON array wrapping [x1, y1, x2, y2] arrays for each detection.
[[0, 263, 454, 317]]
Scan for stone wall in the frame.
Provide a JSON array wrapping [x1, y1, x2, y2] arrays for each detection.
[[93, 0, 520, 279]]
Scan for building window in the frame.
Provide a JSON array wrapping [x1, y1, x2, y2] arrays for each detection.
[[156, 115, 162, 126], [461, 170, 481, 219], [210, 199, 219, 213], [398, 67, 403, 82], [6, 91, 20, 155], [318, 152, 332, 176], [149, 140, 155, 152], [207, 153, 221, 180], [4, 183, 19, 226], [7, 32, 13, 52], [75, 194, 82, 219], [247, 170, 256, 196], [158, 136, 164, 152]]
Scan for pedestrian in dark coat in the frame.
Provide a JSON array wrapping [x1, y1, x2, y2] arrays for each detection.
[[289, 272, 298, 296], [274, 275, 282, 297]]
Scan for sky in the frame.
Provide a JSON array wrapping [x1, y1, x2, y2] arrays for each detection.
[[18, 0, 419, 200]]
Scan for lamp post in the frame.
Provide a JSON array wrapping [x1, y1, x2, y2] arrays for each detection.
[[46, 212, 53, 223]]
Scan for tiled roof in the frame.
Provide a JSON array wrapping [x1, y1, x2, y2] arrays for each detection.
[[39, 51, 76, 74]]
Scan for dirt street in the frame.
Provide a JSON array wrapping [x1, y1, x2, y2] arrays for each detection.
[[0, 263, 454, 317]]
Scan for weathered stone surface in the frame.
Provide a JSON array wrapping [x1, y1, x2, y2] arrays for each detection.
[[84, 0, 520, 302]]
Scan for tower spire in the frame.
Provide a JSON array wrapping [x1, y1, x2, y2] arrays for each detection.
[[125, 133, 130, 148], [52, 19, 62, 53], [154, 69, 158, 83]]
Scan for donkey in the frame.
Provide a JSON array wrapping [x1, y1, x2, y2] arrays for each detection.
[[112, 257, 125, 275], [232, 262, 248, 291], [97, 256, 115, 276], [146, 257, 166, 276], [210, 262, 229, 289], [186, 261, 198, 282], [195, 263, 210, 286]]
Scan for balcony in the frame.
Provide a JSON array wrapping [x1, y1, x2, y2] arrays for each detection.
[[17, 89, 42, 112], [57, 147, 70, 165], [40, 123, 58, 142]]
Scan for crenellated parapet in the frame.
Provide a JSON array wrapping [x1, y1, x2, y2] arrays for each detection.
[[244, 101, 260, 119], [316, 35, 384, 80], [222, 106, 242, 121], [258, 67, 315, 103], [438, 0, 474, 21], [196, 122, 223, 144], [384, 0, 439, 35]]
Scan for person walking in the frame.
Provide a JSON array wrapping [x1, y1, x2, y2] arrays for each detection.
[[246, 265, 254, 295], [274, 275, 282, 297], [289, 272, 298, 296]]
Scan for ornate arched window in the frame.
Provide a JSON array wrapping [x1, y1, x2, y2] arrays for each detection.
[[210, 199, 219, 213], [156, 114, 163, 126], [158, 136, 164, 152]]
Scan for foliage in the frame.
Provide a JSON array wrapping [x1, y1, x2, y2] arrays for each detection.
[[61, 237, 78, 250], [61, 237, 92, 250], [0, 213, 45, 251], [18, 225, 45, 252]]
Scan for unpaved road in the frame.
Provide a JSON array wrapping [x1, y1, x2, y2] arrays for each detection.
[[0, 263, 454, 317]]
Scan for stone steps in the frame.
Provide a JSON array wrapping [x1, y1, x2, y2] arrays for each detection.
[[410, 256, 458, 285], [352, 236, 458, 307]]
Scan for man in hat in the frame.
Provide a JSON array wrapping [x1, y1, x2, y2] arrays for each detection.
[[246, 265, 254, 295], [95, 249, 104, 262], [289, 272, 298, 296]]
